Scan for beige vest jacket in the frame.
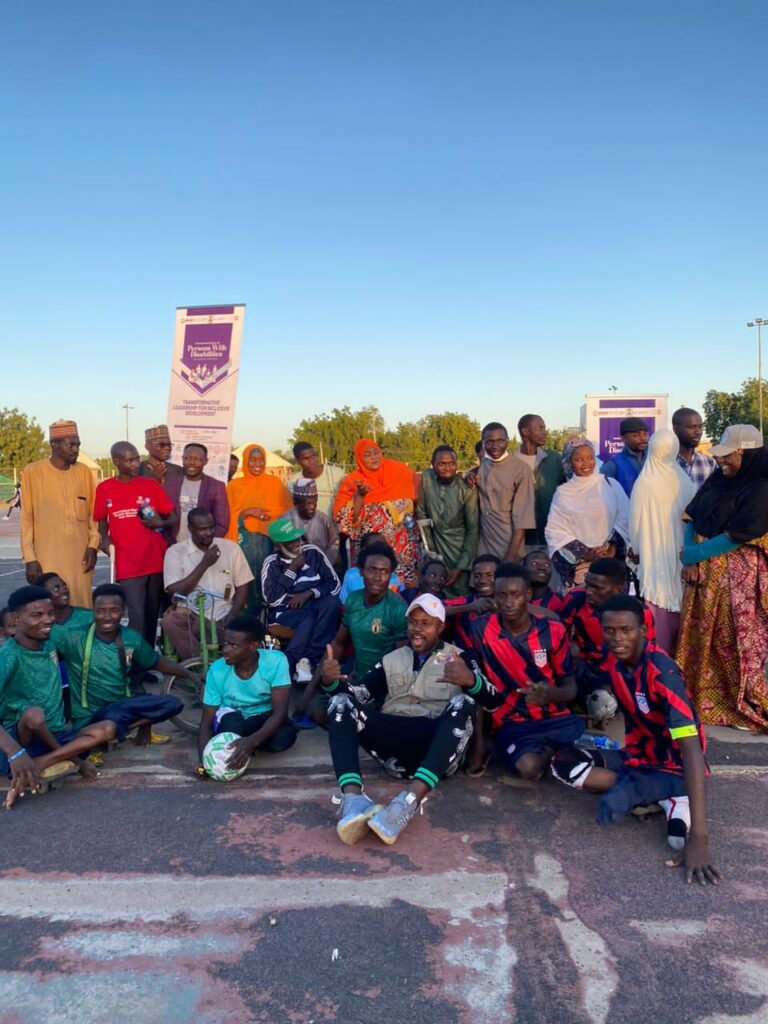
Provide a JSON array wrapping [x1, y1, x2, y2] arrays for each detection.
[[380, 643, 463, 719]]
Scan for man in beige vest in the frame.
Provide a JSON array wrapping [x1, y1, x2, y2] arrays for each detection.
[[320, 593, 502, 846]]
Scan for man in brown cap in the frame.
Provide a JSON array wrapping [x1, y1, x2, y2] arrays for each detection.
[[20, 420, 99, 607], [138, 424, 184, 490]]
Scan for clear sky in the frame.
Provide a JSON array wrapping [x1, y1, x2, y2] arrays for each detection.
[[2, 1, 767, 456]]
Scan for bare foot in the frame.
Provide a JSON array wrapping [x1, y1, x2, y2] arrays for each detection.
[[132, 723, 151, 746], [78, 759, 101, 781]]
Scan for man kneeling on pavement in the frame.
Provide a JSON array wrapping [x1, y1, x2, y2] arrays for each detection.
[[320, 594, 503, 846]]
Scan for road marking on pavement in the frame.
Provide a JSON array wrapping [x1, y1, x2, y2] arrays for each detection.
[[629, 919, 709, 946], [0, 869, 509, 924], [527, 853, 618, 1024], [699, 958, 768, 1023]]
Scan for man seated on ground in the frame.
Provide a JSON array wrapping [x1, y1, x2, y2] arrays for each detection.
[[338, 532, 404, 603], [38, 573, 93, 639], [560, 558, 655, 715], [444, 553, 500, 648], [197, 615, 296, 778], [56, 584, 195, 747], [162, 508, 253, 660], [261, 517, 340, 681], [0, 586, 116, 808], [523, 551, 565, 616], [468, 563, 583, 780], [401, 557, 450, 605], [320, 594, 502, 845], [289, 478, 339, 565], [551, 595, 719, 886], [164, 443, 230, 543]]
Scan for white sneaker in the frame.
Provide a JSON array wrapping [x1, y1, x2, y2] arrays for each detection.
[[295, 658, 313, 683]]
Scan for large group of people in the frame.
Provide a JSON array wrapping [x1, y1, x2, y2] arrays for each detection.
[[5, 403, 768, 887]]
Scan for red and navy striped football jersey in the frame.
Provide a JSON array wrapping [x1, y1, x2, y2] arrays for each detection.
[[603, 642, 706, 775], [561, 588, 656, 663], [531, 588, 565, 616], [468, 613, 574, 726], [444, 594, 480, 651]]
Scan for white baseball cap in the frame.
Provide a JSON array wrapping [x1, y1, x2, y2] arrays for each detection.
[[709, 424, 764, 458], [406, 593, 446, 623]]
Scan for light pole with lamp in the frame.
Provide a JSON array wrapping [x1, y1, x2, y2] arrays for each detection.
[[121, 403, 134, 442], [746, 320, 764, 436]]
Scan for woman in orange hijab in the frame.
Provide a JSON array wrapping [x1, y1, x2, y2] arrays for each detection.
[[333, 439, 420, 586], [226, 444, 292, 613]]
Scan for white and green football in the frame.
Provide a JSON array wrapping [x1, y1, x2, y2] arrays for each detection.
[[202, 731, 249, 782]]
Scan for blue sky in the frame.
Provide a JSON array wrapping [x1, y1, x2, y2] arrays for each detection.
[[2, 1, 767, 456]]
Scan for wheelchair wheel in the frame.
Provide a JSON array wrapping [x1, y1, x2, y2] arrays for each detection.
[[162, 658, 205, 735]]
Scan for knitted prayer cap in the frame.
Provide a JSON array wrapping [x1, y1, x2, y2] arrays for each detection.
[[145, 424, 171, 443], [292, 478, 318, 499], [49, 419, 79, 440]]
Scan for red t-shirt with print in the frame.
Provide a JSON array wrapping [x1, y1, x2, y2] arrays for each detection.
[[94, 477, 174, 580]]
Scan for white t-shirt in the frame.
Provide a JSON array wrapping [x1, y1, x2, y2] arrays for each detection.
[[177, 478, 202, 541], [163, 538, 254, 619]]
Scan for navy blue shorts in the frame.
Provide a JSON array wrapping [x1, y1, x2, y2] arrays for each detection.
[[597, 749, 687, 825], [0, 723, 78, 778], [496, 715, 585, 772], [87, 695, 183, 742]]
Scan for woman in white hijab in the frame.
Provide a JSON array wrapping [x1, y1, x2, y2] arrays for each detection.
[[545, 440, 630, 590], [629, 429, 695, 654]]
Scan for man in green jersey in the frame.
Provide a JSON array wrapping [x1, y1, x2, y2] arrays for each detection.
[[0, 586, 116, 808], [56, 584, 198, 745]]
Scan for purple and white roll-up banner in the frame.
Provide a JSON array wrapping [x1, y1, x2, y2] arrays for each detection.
[[581, 394, 668, 462], [167, 304, 245, 483]]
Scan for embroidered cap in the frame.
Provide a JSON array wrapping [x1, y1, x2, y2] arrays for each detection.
[[145, 424, 172, 443], [709, 424, 764, 458], [406, 593, 446, 623], [49, 419, 79, 441]]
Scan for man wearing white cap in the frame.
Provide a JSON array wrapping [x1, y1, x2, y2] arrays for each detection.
[[320, 593, 502, 846]]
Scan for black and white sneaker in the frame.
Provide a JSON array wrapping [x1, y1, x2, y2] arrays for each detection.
[[659, 795, 690, 850]]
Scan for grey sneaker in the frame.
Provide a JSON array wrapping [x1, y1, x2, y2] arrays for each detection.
[[367, 790, 423, 845], [335, 792, 383, 845]]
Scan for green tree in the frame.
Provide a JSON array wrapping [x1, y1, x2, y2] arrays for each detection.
[[0, 407, 48, 476], [382, 412, 482, 468], [703, 378, 765, 440], [288, 406, 383, 469]]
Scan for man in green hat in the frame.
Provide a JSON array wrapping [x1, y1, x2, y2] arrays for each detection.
[[262, 517, 341, 681]]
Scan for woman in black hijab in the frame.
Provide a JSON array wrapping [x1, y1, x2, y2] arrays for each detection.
[[677, 425, 768, 732]]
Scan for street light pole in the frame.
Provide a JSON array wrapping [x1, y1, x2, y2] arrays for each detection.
[[746, 320, 764, 435], [121, 403, 134, 442]]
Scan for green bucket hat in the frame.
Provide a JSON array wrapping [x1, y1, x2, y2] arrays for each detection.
[[267, 517, 305, 544]]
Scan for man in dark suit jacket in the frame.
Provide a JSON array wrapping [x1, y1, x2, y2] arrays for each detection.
[[164, 443, 229, 543]]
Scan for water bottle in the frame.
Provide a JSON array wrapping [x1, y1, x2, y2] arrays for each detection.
[[576, 733, 620, 751], [138, 497, 157, 521]]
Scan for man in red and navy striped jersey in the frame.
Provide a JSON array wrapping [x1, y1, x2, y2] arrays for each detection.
[[560, 557, 655, 698], [551, 595, 719, 886], [468, 562, 584, 780]]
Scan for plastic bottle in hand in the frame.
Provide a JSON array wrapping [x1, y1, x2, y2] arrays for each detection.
[[576, 733, 620, 751], [138, 497, 157, 521]]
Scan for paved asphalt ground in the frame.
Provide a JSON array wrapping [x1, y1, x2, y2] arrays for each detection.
[[1, 513, 767, 1024]]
